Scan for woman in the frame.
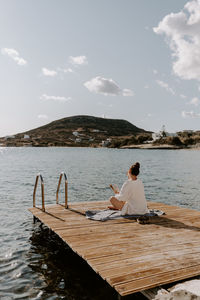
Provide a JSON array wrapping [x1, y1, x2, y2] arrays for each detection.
[[109, 162, 149, 215]]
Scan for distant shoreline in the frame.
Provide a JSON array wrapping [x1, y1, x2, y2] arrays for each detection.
[[0, 143, 200, 150], [1, 115, 200, 149], [120, 144, 181, 150], [120, 143, 200, 150]]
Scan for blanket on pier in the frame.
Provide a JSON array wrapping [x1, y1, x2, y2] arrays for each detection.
[[85, 209, 165, 221]]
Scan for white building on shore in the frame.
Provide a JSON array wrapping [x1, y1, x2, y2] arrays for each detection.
[[152, 126, 177, 141], [24, 134, 30, 139]]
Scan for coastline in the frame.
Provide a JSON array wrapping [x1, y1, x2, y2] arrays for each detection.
[[120, 143, 200, 150], [120, 143, 181, 150], [1, 143, 200, 150]]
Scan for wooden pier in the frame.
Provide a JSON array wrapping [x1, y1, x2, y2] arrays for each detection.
[[29, 200, 200, 298]]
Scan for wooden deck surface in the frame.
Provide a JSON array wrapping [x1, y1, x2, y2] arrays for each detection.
[[29, 201, 200, 297]]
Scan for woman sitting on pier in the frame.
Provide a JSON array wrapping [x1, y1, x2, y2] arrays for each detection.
[[109, 162, 149, 215]]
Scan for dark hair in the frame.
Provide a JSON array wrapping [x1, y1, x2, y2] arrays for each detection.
[[130, 162, 140, 176]]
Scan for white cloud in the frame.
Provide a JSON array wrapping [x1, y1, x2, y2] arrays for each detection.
[[57, 67, 74, 73], [63, 68, 73, 73], [154, 0, 200, 81], [122, 88, 134, 97], [84, 76, 134, 97], [156, 80, 175, 95], [40, 94, 71, 102], [180, 94, 187, 99], [38, 114, 48, 119], [189, 97, 200, 106], [42, 68, 57, 77], [69, 55, 88, 66], [84, 76, 120, 95], [1, 48, 27, 66], [182, 110, 200, 118]]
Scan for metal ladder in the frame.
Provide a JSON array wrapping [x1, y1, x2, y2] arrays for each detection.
[[33, 172, 68, 211]]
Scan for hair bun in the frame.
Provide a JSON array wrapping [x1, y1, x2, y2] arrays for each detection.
[[130, 162, 140, 176], [134, 162, 140, 169]]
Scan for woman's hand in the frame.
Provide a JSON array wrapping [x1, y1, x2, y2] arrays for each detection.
[[110, 184, 119, 194]]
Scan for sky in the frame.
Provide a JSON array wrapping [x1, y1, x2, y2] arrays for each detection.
[[1, 0, 200, 136]]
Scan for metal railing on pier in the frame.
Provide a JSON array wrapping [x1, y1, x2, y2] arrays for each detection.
[[33, 173, 45, 212], [56, 172, 68, 209]]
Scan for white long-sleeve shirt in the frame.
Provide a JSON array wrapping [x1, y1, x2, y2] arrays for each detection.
[[115, 179, 149, 215]]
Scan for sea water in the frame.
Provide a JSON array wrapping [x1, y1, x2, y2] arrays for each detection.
[[0, 147, 200, 299]]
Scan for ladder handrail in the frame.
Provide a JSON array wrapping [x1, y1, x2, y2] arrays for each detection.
[[56, 172, 68, 209], [33, 173, 45, 212]]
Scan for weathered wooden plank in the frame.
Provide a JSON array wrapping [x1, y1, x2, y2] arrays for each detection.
[[29, 201, 200, 297], [81, 239, 200, 261], [115, 264, 200, 296], [59, 223, 200, 241], [88, 245, 200, 269], [60, 228, 200, 250], [108, 256, 200, 285], [101, 251, 200, 280]]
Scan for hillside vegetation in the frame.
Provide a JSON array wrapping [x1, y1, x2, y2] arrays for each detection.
[[152, 131, 200, 148], [0, 115, 150, 147]]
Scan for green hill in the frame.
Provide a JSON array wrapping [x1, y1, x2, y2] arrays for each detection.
[[0, 115, 150, 147]]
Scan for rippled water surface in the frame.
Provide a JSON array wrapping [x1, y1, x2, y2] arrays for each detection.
[[1, 147, 200, 299]]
